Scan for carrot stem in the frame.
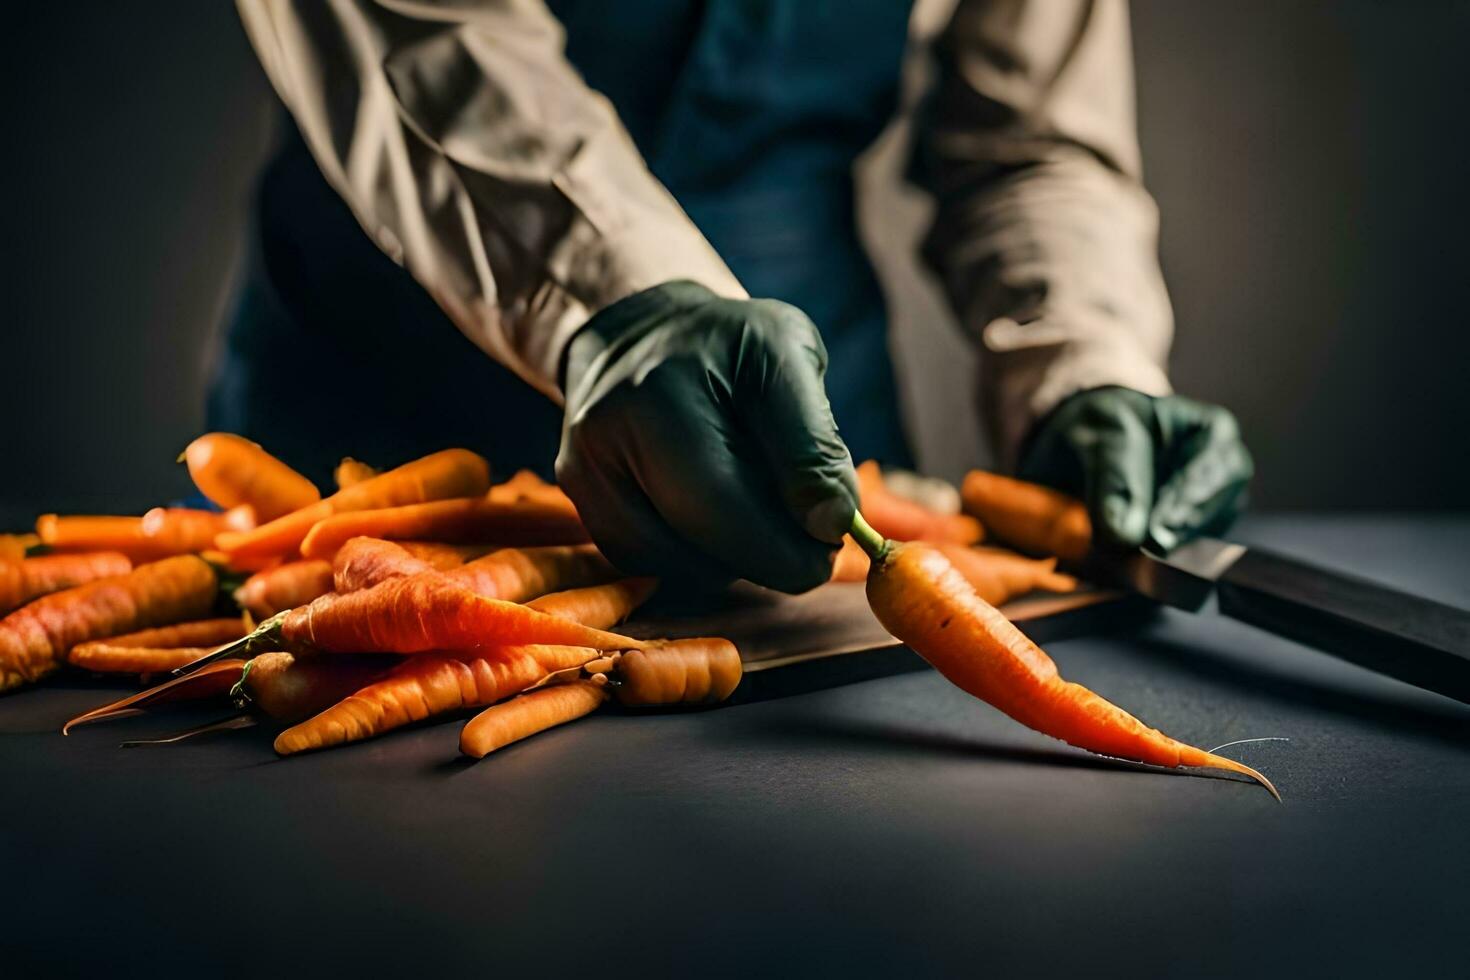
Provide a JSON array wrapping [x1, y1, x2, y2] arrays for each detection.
[[848, 512, 889, 562]]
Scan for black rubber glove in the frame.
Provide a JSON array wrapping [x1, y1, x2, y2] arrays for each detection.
[[1019, 387, 1253, 553], [557, 281, 859, 593]]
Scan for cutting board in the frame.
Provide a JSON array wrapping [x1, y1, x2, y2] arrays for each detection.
[[622, 583, 1154, 704]]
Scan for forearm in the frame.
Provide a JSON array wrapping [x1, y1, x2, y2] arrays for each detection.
[[236, 0, 742, 400], [914, 0, 1173, 465]]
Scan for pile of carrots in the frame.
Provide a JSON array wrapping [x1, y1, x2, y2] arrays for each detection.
[[0, 433, 1275, 797]]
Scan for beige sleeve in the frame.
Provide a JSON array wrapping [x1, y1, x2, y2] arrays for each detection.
[[236, 0, 744, 402], [914, 0, 1173, 466]]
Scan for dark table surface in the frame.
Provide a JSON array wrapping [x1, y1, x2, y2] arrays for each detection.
[[4, 514, 1470, 979]]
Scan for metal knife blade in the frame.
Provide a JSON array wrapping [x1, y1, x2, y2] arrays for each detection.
[[1087, 537, 1470, 705]]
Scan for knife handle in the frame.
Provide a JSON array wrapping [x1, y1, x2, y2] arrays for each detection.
[[1216, 547, 1470, 705]]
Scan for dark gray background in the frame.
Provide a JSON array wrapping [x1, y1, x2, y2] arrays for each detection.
[[2, 1, 1466, 519]]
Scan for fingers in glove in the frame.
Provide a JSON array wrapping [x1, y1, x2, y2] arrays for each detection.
[[1148, 401, 1254, 552], [732, 300, 859, 544], [1072, 397, 1157, 548]]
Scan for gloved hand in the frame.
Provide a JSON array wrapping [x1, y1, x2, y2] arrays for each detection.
[[557, 280, 859, 593], [1019, 387, 1253, 553]]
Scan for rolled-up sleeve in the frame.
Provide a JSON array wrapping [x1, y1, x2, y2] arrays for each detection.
[[913, 0, 1173, 466], [236, 0, 745, 401]]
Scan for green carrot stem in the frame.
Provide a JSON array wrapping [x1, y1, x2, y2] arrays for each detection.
[[849, 511, 889, 561]]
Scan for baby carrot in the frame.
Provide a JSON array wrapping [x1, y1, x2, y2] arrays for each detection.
[[216, 448, 491, 562], [67, 618, 249, 674], [183, 432, 321, 522], [297, 495, 587, 560], [233, 559, 335, 618], [396, 541, 498, 568], [459, 680, 607, 759], [242, 651, 399, 726], [331, 537, 437, 593], [614, 638, 742, 706], [0, 533, 39, 562], [851, 514, 1277, 798], [857, 461, 984, 545], [0, 552, 132, 614], [448, 545, 618, 603], [36, 508, 252, 563], [487, 470, 580, 518], [960, 470, 1091, 562], [525, 578, 657, 630], [271, 645, 596, 755], [333, 457, 379, 490], [278, 573, 643, 654], [0, 555, 217, 692]]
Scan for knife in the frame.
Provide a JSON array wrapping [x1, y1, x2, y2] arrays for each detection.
[[1081, 538, 1470, 704]]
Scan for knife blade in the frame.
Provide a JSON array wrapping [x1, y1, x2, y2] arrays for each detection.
[[1084, 537, 1470, 704]]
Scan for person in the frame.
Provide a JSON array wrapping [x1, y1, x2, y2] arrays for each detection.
[[216, 0, 1252, 593]]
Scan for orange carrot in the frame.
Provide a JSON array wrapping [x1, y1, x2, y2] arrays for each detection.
[[614, 638, 742, 706], [216, 448, 491, 562], [459, 680, 607, 759], [297, 495, 586, 561], [830, 537, 872, 583], [488, 470, 580, 518], [0, 533, 39, 562], [183, 432, 321, 522], [271, 645, 597, 755], [36, 508, 252, 562], [243, 651, 399, 725], [932, 542, 1077, 604], [67, 618, 249, 674], [851, 514, 1277, 798], [448, 545, 617, 603], [396, 541, 498, 569], [333, 457, 379, 490], [960, 470, 1091, 562], [234, 560, 335, 618], [62, 659, 247, 733], [278, 574, 642, 655], [0, 555, 217, 692], [331, 537, 437, 593], [0, 552, 132, 614], [525, 578, 657, 630], [857, 461, 983, 545]]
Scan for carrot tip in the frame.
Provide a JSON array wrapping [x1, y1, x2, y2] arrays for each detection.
[[1203, 752, 1282, 802]]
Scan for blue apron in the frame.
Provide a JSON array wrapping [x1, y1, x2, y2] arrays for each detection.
[[210, 0, 915, 485]]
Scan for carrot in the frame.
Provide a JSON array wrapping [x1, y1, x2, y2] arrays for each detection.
[[278, 573, 642, 655], [331, 537, 436, 593], [234, 560, 334, 618], [0, 552, 132, 614], [67, 618, 249, 674], [333, 457, 379, 490], [0, 533, 39, 562], [297, 495, 586, 561], [850, 514, 1278, 798], [857, 461, 983, 545], [183, 432, 321, 522], [36, 508, 252, 562], [0, 555, 217, 692], [525, 578, 657, 630], [960, 470, 1091, 562], [242, 651, 399, 725], [459, 680, 607, 759], [396, 541, 498, 568], [62, 659, 247, 733], [488, 470, 580, 518], [216, 448, 491, 561], [271, 645, 597, 755], [614, 638, 742, 706], [448, 545, 618, 603], [830, 537, 872, 583]]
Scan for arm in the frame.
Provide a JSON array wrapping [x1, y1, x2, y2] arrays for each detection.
[[915, 0, 1250, 550], [913, 0, 1171, 466], [237, 1, 856, 590], [235, 0, 744, 401]]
